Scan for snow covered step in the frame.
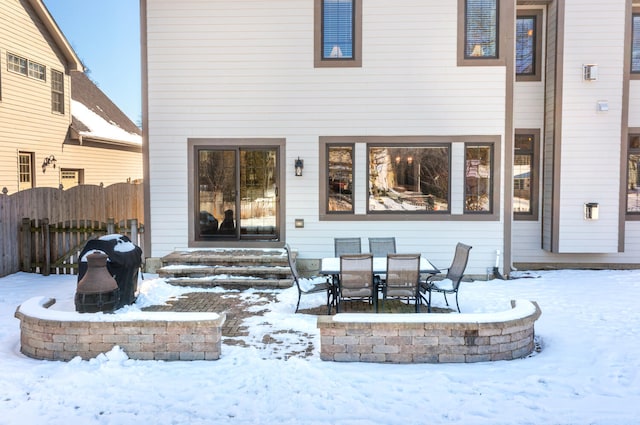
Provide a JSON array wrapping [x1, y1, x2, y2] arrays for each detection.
[[158, 248, 294, 289]]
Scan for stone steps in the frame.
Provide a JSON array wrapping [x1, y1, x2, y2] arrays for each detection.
[[159, 248, 294, 289]]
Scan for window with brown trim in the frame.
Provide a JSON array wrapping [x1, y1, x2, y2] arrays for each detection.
[[516, 10, 543, 82], [627, 134, 640, 214], [632, 9, 640, 76], [458, 0, 505, 67], [321, 136, 499, 220], [314, 0, 362, 68], [514, 131, 539, 220], [464, 144, 493, 213], [368, 145, 450, 214], [327, 144, 354, 213]]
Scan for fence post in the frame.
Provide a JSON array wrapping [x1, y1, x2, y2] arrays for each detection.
[[107, 218, 115, 234], [42, 218, 50, 276], [20, 218, 32, 272], [129, 219, 138, 244]]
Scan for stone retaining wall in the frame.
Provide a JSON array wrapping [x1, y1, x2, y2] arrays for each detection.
[[15, 297, 225, 361], [318, 300, 541, 363]]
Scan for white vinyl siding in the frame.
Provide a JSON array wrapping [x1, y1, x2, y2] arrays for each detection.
[[146, 0, 507, 273]]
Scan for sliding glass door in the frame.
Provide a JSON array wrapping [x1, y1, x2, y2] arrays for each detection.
[[196, 147, 279, 241]]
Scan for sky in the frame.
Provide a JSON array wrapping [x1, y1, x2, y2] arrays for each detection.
[[1, 269, 640, 424], [43, 0, 142, 126]]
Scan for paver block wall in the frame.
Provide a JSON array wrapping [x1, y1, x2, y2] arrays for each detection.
[[15, 297, 225, 361], [318, 300, 541, 363]]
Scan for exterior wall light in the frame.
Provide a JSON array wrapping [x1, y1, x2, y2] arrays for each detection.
[[583, 64, 598, 81], [295, 157, 304, 176], [42, 155, 57, 173]]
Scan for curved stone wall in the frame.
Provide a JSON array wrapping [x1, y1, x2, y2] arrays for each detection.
[[15, 297, 225, 361], [317, 300, 541, 363]]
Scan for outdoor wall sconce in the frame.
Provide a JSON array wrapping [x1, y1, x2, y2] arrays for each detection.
[[41, 155, 57, 173], [584, 202, 599, 220], [295, 157, 304, 176]]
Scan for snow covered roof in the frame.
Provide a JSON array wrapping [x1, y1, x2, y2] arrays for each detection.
[[70, 71, 141, 147]]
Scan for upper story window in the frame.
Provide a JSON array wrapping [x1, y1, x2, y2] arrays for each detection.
[[627, 133, 640, 214], [632, 10, 640, 76], [314, 0, 362, 68], [7, 53, 27, 75], [458, 0, 504, 67], [7, 53, 46, 81], [516, 10, 543, 81], [51, 70, 64, 114], [465, 0, 498, 59]]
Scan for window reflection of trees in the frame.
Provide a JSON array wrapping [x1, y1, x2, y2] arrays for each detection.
[[368, 146, 449, 212], [328, 146, 354, 212], [465, 145, 492, 212]]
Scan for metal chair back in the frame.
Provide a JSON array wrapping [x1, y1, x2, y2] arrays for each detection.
[[339, 254, 374, 299], [385, 254, 421, 298], [446, 243, 472, 290], [334, 238, 362, 257], [368, 237, 396, 257]]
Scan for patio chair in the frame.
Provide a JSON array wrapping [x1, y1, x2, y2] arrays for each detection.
[[382, 254, 422, 313], [368, 237, 396, 287], [334, 237, 362, 257], [368, 237, 396, 257], [285, 244, 333, 314], [338, 254, 375, 313], [420, 243, 472, 313]]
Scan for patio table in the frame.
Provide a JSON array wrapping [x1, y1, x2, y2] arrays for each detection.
[[319, 256, 440, 276]]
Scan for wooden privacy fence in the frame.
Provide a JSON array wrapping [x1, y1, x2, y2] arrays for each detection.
[[20, 217, 143, 276], [0, 183, 143, 277]]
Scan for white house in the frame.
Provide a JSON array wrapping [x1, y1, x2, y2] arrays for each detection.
[[141, 0, 640, 276]]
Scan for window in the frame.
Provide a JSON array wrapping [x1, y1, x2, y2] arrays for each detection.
[[7, 53, 46, 81], [18, 152, 34, 191], [51, 70, 64, 113], [465, 144, 493, 213], [7, 53, 27, 75], [321, 136, 498, 220], [633, 10, 640, 76], [28, 61, 46, 81], [327, 145, 354, 213], [465, 0, 498, 59], [368, 145, 450, 213], [314, 0, 362, 67], [60, 169, 83, 189], [514, 131, 539, 220], [191, 141, 282, 242], [516, 10, 543, 81], [627, 134, 640, 214], [458, 0, 505, 66]]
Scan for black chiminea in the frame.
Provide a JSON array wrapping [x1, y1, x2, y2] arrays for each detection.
[[75, 252, 120, 313]]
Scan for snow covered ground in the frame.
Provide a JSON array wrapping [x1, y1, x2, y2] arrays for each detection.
[[1, 269, 639, 424]]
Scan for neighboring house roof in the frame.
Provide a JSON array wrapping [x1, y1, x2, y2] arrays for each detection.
[[28, 0, 83, 71], [70, 71, 142, 148]]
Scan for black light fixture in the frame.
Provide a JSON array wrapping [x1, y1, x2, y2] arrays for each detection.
[[41, 155, 57, 173], [294, 157, 304, 176]]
